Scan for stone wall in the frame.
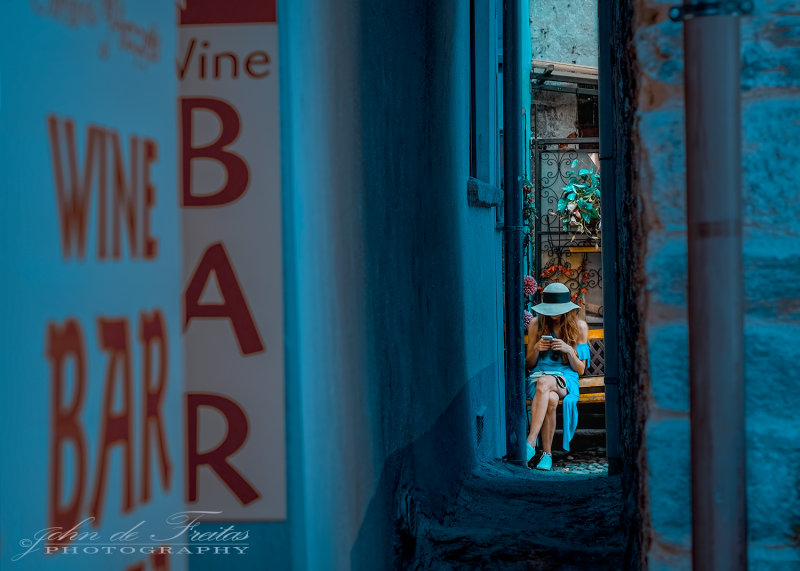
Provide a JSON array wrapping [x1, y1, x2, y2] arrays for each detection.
[[627, 1, 800, 569], [529, 0, 599, 140], [529, 0, 598, 65], [531, 89, 580, 139]]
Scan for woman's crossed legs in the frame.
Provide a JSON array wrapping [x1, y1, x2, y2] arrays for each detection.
[[527, 374, 568, 454]]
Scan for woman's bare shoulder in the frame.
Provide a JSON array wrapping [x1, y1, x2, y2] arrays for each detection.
[[578, 319, 589, 343]]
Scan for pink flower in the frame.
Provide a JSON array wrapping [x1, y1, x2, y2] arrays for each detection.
[[523, 310, 533, 330], [524, 275, 537, 297]]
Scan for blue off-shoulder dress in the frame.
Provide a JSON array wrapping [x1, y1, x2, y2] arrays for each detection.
[[526, 342, 590, 451]]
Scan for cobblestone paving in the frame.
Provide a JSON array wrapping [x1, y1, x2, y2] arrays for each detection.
[[559, 457, 608, 476], [412, 457, 625, 569], [528, 445, 609, 476]]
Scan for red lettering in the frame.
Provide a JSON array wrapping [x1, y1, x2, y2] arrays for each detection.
[[151, 548, 170, 570], [126, 547, 170, 571], [245, 51, 270, 78], [181, 97, 249, 206], [111, 132, 138, 258], [91, 318, 134, 525], [142, 139, 158, 259], [177, 38, 196, 80], [187, 393, 260, 505], [48, 115, 161, 261], [214, 52, 238, 78], [47, 311, 174, 532], [184, 242, 265, 355], [46, 320, 88, 540], [47, 116, 105, 259], [177, 39, 271, 80], [97, 126, 108, 259], [139, 310, 171, 503]]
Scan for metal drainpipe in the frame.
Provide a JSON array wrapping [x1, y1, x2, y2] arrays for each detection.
[[503, 0, 526, 466], [670, 2, 751, 569], [597, 0, 622, 476]]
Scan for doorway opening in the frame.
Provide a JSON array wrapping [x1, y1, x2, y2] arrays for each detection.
[[519, 2, 619, 478], [412, 1, 643, 568]]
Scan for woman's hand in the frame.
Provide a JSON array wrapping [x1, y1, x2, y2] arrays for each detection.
[[535, 336, 553, 353], [550, 338, 574, 357], [552, 338, 585, 374]]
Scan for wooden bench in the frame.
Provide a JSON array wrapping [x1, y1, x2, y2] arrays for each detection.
[[577, 328, 605, 405]]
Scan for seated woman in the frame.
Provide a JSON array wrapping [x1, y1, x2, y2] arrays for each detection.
[[525, 282, 589, 470]]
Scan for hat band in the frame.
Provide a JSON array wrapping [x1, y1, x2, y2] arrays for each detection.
[[542, 290, 571, 304]]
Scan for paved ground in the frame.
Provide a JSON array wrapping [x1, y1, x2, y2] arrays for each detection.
[[412, 460, 625, 569], [535, 439, 608, 476], [411, 431, 624, 570]]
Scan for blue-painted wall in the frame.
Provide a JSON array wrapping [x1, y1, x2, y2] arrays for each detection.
[[0, 5, 185, 570], [191, 1, 523, 569]]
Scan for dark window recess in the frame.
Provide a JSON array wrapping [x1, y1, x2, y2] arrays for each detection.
[[577, 89, 599, 148]]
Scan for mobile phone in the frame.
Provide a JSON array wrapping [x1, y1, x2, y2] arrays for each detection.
[[541, 335, 553, 341]]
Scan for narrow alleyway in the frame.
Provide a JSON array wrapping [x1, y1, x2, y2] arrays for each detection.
[[412, 453, 625, 570]]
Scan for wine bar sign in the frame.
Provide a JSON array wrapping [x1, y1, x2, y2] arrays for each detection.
[[178, 0, 286, 520]]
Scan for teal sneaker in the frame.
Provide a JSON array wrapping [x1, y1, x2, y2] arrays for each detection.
[[526, 442, 536, 463], [536, 452, 552, 471]]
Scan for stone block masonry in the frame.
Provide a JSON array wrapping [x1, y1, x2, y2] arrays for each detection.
[[630, 0, 800, 568]]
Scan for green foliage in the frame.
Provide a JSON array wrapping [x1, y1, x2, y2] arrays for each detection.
[[557, 159, 601, 239], [522, 175, 535, 229]]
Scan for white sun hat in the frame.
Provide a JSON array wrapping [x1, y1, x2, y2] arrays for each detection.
[[531, 282, 580, 316]]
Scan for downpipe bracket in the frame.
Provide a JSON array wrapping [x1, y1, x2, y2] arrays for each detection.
[[669, 1, 753, 21]]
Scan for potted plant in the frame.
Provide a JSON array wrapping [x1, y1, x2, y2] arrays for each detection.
[[557, 159, 601, 240]]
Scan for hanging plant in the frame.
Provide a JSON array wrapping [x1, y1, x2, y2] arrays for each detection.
[[522, 175, 536, 229], [557, 159, 601, 239], [522, 274, 537, 332], [523, 275, 538, 297], [523, 310, 533, 331], [522, 175, 537, 254]]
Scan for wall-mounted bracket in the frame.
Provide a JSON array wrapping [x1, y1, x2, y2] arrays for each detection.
[[669, 1, 753, 21]]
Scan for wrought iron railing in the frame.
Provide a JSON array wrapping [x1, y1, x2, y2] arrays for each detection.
[[525, 140, 603, 322]]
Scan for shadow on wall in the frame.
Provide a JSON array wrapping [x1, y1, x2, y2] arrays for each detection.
[[350, 384, 473, 569], [348, 0, 476, 567]]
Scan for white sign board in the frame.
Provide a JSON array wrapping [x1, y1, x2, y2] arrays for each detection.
[[179, 0, 286, 520], [0, 2, 186, 569]]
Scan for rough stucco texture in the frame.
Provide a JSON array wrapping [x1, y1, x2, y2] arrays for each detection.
[[532, 90, 579, 139], [632, 1, 800, 569], [529, 0, 598, 66]]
